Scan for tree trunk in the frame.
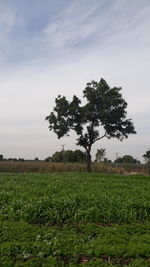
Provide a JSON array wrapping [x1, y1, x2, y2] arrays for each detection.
[[86, 149, 91, 173]]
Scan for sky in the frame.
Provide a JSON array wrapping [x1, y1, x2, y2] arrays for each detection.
[[0, 0, 150, 161]]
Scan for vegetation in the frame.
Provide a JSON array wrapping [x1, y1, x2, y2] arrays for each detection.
[[46, 78, 136, 172], [1, 172, 150, 225], [143, 150, 150, 175], [143, 150, 150, 163], [1, 173, 150, 266], [50, 149, 86, 163], [0, 161, 123, 174], [95, 148, 106, 162], [115, 155, 140, 164]]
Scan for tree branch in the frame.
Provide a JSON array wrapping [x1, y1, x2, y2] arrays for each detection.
[[92, 132, 107, 144]]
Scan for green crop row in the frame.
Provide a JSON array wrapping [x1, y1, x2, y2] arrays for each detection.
[[0, 173, 150, 225], [1, 221, 150, 266], [1, 173, 150, 266]]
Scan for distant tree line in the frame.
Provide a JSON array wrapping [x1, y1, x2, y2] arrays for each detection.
[[0, 155, 39, 162], [45, 150, 86, 163], [115, 155, 140, 164], [0, 149, 150, 164], [44, 148, 149, 164]]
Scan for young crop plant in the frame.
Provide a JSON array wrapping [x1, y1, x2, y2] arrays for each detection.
[[1, 173, 150, 266]]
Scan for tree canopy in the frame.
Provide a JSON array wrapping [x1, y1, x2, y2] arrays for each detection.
[[95, 148, 106, 162], [46, 78, 136, 172], [115, 155, 140, 164], [143, 150, 150, 163], [50, 149, 86, 163]]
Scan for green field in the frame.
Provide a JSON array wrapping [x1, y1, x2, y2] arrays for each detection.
[[0, 173, 150, 266]]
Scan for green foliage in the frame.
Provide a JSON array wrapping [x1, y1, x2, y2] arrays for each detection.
[[1, 220, 150, 266], [1, 173, 150, 266], [0, 173, 150, 224], [46, 78, 136, 172], [51, 151, 64, 162], [51, 150, 86, 163], [7, 158, 18, 162], [115, 155, 140, 164], [95, 148, 106, 162], [143, 149, 150, 163], [44, 156, 51, 162], [0, 154, 3, 161], [18, 158, 25, 162], [73, 149, 86, 162]]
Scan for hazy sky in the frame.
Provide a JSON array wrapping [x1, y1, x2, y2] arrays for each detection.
[[0, 0, 150, 161]]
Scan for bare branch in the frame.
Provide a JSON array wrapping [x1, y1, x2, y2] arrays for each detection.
[[92, 132, 107, 144]]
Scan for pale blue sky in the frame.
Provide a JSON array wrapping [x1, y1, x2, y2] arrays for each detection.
[[0, 0, 150, 161]]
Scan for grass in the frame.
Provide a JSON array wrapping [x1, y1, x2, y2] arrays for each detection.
[[0, 172, 150, 266]]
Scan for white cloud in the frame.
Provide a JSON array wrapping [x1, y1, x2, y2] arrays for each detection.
[[43, 0, 105, 49], [42, 0, 150, 53], [0, 5, 15, 45]]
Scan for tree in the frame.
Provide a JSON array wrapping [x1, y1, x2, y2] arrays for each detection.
[[50, 150, 86, 163], [143, 150, 150, 163], [63, 150, 74, 162], [12, 158, 18, 162], [46, 78, 136, 172], [95, 148, 106, 162], [73, 150, 86, 162], [114, 157, 123, 164], [104, 158, 112, 164], [51, 151, 64, 162], [18, 158, 25, 162], [115, 155, 140, 164], [44, 156, 52, 162], [0, 154, 3, 161]]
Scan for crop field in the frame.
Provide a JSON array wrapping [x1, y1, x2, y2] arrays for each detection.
[[0, 162, 123, 174], [0, 161, 146, 175], [0, 173, 150, 266]]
